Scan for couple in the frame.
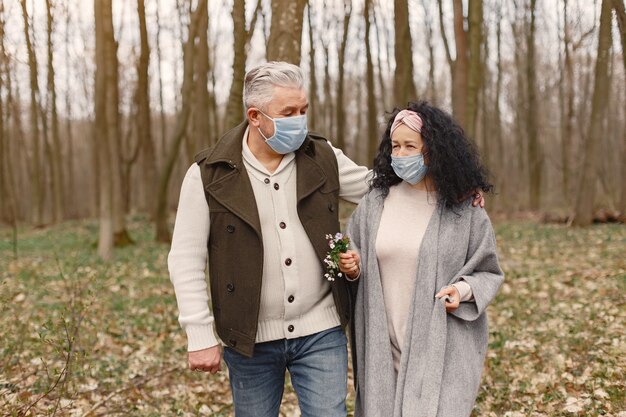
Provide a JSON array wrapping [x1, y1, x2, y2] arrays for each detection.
[[168, 61, 504, 417]]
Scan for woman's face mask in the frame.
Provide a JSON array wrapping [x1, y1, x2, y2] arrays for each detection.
[[257, 110, 308, 154], [391, 153, 428, 185]]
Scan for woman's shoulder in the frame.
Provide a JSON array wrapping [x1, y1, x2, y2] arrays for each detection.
[[442, 199, 492, 224]]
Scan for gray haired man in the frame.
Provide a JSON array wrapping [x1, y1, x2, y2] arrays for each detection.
[[168, 61, 369, 416]]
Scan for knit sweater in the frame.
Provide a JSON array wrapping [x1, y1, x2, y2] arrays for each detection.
[[168, 130, 370, 351]]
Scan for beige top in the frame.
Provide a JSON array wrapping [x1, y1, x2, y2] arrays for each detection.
[[377, 181, 438, 371]]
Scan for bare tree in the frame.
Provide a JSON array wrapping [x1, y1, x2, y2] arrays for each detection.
[[155, 0, 207, 242], [465, 0, 483, 140], [572, 0, 613, 225], [613, 0, 626, 213], [64, 0, 76, 218], [224, 0, 262, 130], [154, 0, 167, 156], [190, 2, 210, 157], [559, 0, 575, 203], [267, 0, 307, 64], [393, 0, 417, 107], [422, 0, 437, 103], [45, 0, 64, 223], [20, 0, 44, 225], [335, 0, 352, 149], [364, 0, 377, 165], [136, 0, 157, 216], [95, 0, 114, 259], [527, 0, 542, 210], [307, 0, 318, 129], [438, 0, 468, 127], [95, 0, 131, 259]]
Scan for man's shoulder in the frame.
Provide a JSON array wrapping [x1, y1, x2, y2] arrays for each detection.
[[194, 148, 213, 165]]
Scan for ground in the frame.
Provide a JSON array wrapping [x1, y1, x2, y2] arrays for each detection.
[[0, 216, 624, 416]]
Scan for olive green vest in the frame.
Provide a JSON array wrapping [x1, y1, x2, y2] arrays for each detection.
[[195, 121, 353, 357]]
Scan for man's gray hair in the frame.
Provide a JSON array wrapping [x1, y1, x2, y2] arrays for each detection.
[[243, 61, 305, 111]]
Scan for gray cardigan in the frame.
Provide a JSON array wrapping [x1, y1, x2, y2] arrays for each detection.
[[348, 188, 504, 417]]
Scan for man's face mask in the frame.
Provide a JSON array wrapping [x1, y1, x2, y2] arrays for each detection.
[[257, 110, 308, 154]]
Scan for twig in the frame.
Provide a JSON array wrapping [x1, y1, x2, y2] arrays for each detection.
[[81, 365, 179, 417]]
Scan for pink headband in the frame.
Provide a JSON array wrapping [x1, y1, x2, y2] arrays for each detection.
[[390, 110, 423, 135]]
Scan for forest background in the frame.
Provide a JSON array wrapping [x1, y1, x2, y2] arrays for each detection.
[[0, 0, 625, 416]]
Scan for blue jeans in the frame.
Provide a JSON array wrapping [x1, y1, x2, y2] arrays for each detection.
[[223, 326, 348, 417]]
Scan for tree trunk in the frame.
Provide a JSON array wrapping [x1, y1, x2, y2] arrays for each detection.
[[364, 0, 377, 166], [307, 1, 318, 129], [155, 0, 167, 159], [560, 0, 575, 204], [465, 0, 482, 140], [335, 0, 351, 149], [136, 0, 157, 216], [225, 0, 247, 129], [613, 0, 626, 213], [494, 1, 504, 201], [422, 1, 437, 103], [45, 0, 64, 223], [527, 0, 542, 210], [224, 0, 261, 131], [65, 0, 76, 218], [511, 5, 527, 209], [451, 0, 468, 128], [104, 0, 131, 246], [0, 12, 18, 255], [373, 7, 388, 109], [572, 0, 613, 226], [19, 0, 44, 226], [155, 0, 206, 243], [267, 0, 307, 64], [192, 1, 210, 152], [393, 0, 416, 107], [95, 0, 114, 260]]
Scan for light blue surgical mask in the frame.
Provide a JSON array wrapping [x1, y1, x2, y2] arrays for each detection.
[[391, 153, 428, 185], [257, 110, 308, 154]]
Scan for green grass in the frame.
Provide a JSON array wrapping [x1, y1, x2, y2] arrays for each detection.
[[1, 218, 624, 416]]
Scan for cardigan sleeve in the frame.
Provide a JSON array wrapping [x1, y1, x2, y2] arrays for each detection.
[[330, 142, 371, 204], [450, 207, 504, 321], [168, 164, 220, 351]]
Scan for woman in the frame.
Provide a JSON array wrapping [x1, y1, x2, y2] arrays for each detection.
[[339, 101, 504, 417]]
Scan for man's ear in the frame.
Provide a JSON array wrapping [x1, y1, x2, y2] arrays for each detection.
[[247, 108, 261, 127]]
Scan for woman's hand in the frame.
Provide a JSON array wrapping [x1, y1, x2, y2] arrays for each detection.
[[435, 285, 460, 312], [338, 250, 361, 280]]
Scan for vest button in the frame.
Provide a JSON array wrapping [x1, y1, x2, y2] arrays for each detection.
[[226, 225, 235, 233], [285, 258, 292, 266], [288, 295, 295, 303], [229, 339, 237, 347], [226, 283, 235, 292], [273, 183, 280, 190], [279, 222, 286, 229], [288, 325, 294, 332], [264, 178, 270, 184], [328, 202, 335, 212]]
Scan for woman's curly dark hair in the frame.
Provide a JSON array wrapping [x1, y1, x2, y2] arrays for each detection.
[[370, 100, 493, 208]]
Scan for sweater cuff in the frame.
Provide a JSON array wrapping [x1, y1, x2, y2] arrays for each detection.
[[452, 280, 474, 302], [185, 324, 220, 352]]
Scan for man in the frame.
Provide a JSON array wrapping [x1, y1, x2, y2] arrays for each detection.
[[168, 61, 369, 416]]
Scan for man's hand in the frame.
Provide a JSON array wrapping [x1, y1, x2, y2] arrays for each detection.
[[188, 345, 222, 374], [471, 190, 485, 208]]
